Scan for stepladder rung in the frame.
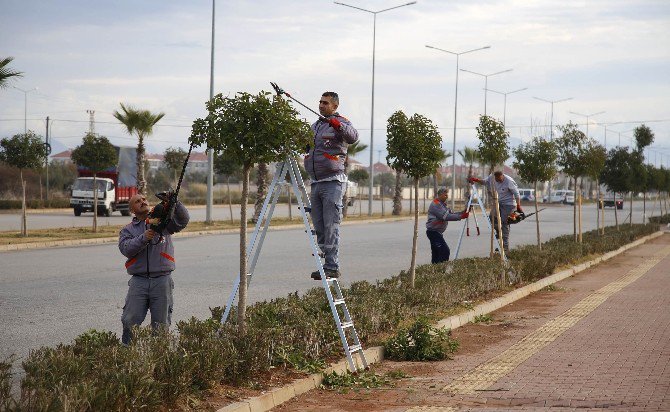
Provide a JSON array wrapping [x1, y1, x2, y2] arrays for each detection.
[[348, 344, 363, 353], [333, 298, 345, 305], [340, 321, 354, 329]]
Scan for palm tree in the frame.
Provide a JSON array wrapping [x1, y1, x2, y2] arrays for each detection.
[[343, 140, 368, 218], [0, 57, 23, 89], [458, 146, 480, 201], [113, 103, 165, 194]]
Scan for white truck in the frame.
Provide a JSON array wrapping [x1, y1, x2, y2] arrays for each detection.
[[70, 146, 138, 217]]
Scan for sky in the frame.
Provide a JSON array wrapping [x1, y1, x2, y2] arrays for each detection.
[[1, 0, 669, 167]]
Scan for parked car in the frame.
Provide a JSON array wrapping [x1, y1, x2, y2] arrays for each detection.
[[601, 192, 624, 209], [518, 188, 535, 202], [543, 190, 575, 205]]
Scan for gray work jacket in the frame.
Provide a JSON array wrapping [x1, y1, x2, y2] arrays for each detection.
[[426, 199, 462, 234], [118, 202, 190, 277], [304, 113, 359, 181]]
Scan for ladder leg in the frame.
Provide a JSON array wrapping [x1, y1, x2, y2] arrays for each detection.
[[454, 188, 476, 260]]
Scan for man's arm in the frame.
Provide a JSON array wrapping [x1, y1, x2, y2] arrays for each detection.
[[119, 226, 150, 258], [329, 116, 358, 144], [508, 177, 522, 211], [165, 201, 190, 235]]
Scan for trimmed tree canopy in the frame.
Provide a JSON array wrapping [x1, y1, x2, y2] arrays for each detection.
[[512, 136, 558, 184], [386, 111, 444, 179], [0, 131, 47, 170], [555, 122, 588, 179], [600, 147, 633, 194], [189, 91, 311, 167], [476, 115, 509, 172], [71, 133, 118, 173]]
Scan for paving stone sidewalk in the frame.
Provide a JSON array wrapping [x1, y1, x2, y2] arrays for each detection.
[[277, 234, 670, 411]]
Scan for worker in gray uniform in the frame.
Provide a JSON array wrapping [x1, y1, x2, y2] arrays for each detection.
[[426, 188, 469, 263], [469, 171, 522, 252], [118, 193, 189, 344], [304, 91, 359, 280]]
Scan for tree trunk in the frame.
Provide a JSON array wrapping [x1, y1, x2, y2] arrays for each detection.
[[422, 179, 427, 213], [409, 183, 413, 214], [533, 181, 542, 250], [20, 169, 26, 237], [578, 191, 582, 243], [237, 165, 251, 331], [392, 170, 402, 215], [381, 182, 385, 216], [93, 174, 98, 233], [253, 162, 269, 223], [572, 177, 577, 241], [493, 189, 505, 262], [433, 171, 439, 197], [137, 133, 146, 195], [643, 191, 647, 224], [596, 178, 601, 236], [227, 175, 233, 223], [614, 191, 619, 231], [408, 178, 419, 288]]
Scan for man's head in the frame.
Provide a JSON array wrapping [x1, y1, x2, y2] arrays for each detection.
[[319, 92, 339, 117], [129, 194, 150, 217], [437, 187, 449, 202], [494, 171, 504, 183]]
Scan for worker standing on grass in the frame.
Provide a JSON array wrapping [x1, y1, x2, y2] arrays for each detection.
[[118, 193, 190, 345], [469, 171, 522, 253], [426, 187, 469, 263], [304, 91, 359, 280]]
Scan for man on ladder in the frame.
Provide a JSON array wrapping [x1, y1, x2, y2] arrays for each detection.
[[305, 91, 359, 280], [468, 170, 523, 253]]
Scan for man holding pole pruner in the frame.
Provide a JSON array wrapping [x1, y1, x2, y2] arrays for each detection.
[[468, 171, 522, 253]]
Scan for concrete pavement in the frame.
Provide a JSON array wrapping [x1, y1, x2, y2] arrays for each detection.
[[275, 233, 670, 411]]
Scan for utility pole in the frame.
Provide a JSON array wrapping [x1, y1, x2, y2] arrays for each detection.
[[206, 0, 216, 224], [45, 116, 51, 201], [86, 110, 95, 135]]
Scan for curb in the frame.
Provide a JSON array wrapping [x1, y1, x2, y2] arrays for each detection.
[[0, 216, 414, 253], [215, 230, 665, 412]]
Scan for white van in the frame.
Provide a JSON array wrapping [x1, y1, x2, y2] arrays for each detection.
[[518, 188, 535, 202], [543, 190, 575, 205]]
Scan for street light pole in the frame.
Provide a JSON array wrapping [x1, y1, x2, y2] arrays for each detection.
[[206, 0, 216, 224], [569, 110, 605, 139], [425, 44, 490, 208], [335, 1, 417, 216], [13, 86, 37, 134], [459, 68, 513, 116], [485, 87, 528, 129], [533, 96, 573, 199]]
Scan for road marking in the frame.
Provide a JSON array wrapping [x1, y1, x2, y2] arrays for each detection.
[[441, 245, 670, 395]]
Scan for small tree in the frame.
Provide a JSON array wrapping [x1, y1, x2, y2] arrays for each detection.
[[348, 168, 369, 185], [0, 131, 48, 236], [476, 115, 510, 175], [555, 122, 588, 240], [214, 150, 243, 223], [70, 133, 118, 232], [190, 91, 311, 329], [512, 137, 558, 249], [600, 147, 633, 230], [113, 103, 165, 195], [163, 147, 188, 186], [634, 124, 655, 222], [387, 111, 444, 288], [582, 140, 606, 234]]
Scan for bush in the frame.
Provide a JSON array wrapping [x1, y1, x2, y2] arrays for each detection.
[[384, 317, 458, 361]]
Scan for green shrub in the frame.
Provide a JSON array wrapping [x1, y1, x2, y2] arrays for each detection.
[[0, 357, 14, 411], [384, 317, 459, 361]]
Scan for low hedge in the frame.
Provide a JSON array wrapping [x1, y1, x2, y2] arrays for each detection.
[[0, 223, 659, 411]]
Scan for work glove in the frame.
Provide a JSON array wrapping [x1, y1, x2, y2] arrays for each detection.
[[460, 211, 469, 219], [328, 117, 342, 130], [467, 177, 478, 184]]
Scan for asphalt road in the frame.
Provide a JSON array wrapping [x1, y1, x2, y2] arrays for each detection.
[[0, 200, 657, 366]]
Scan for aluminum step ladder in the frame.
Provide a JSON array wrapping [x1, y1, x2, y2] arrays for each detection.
[[221, 156, 368, 373], [454, 183, 506, 261]]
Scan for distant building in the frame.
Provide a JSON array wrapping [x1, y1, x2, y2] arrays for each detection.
[[51, 150, 73, 165]]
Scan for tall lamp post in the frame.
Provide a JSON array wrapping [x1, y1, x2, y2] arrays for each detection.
[[425, 44, 490, 208], [205, 0, 216, 224], [335, 1, 417, 216], [533, 96, 573, 199], [13, 86, 38, 134], [485, 87, 527, 129], [459, 68, 512, 116], [569, 110, 605, 139]]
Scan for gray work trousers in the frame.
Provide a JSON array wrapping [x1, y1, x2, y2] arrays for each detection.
[[121, 274, 174, 344], [310, 180, 344, 270], [491, 203, 515, 252]]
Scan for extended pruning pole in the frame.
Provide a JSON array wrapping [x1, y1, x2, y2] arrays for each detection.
[[270, 82, 326, 121]]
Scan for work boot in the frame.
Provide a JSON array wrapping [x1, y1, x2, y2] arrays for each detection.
[[311, 269, 341, 280]]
